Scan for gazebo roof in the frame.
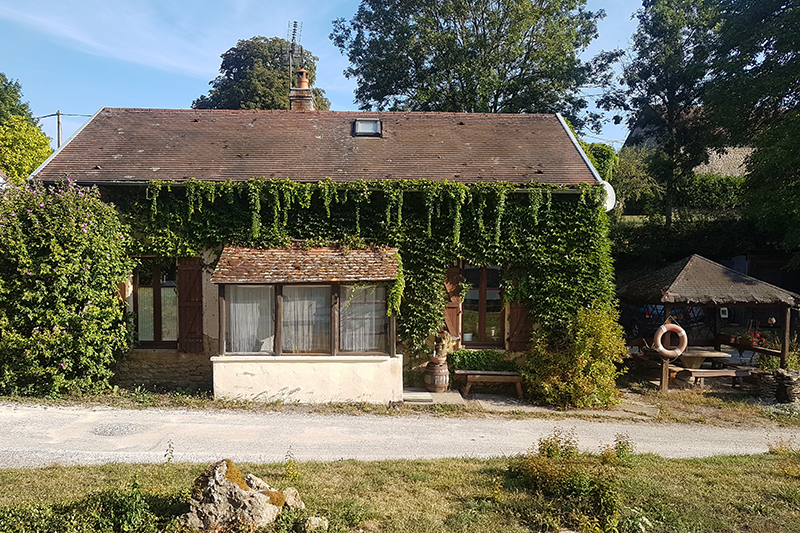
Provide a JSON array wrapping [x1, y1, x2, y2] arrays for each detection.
[[616, 254, 800, 307]]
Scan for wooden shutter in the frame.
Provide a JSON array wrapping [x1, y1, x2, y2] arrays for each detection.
[[178, 257, 204, 353], [443, 266, 462, 338], [507, 301, 532, 351]]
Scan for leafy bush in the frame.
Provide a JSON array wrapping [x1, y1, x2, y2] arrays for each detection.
[[522, 305, 626, 407], [508, 429, 621, 531], [0, 180, 133, 396], [447, 349, 518, 375], [535, 427, 579, 460], [0, 479, 161, 533]]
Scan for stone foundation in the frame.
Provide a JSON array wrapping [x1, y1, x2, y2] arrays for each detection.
[[115, 348, 213, 389]]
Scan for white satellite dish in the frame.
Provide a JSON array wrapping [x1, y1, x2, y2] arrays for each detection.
[[601, 180, 616, 212]]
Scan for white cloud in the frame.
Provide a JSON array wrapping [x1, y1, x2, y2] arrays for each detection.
[[0, 0, 356, 79]]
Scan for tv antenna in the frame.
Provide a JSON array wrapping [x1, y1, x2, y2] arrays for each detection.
[[286, 21, 304, 86]]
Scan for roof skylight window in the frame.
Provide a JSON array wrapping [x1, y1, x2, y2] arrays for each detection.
[[354, 118, 382, 137]]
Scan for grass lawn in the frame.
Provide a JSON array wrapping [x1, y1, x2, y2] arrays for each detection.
[[2, 450, 800, 532]]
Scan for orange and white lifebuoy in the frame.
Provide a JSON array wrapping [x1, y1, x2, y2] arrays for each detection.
[[653, 323, 688, 359]]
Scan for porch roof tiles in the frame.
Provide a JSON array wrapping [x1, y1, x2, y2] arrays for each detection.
[[211, 244, 400, 284]]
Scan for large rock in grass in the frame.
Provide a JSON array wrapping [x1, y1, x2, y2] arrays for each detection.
[[183, 459, 304, 530]]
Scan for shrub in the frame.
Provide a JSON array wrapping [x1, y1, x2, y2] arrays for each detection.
[[0, 478, 160, 533], [508, 429, 621, 530], [0, 180, 133, 396], [446, 349, 518, 379], [522, 305, 626, 408]]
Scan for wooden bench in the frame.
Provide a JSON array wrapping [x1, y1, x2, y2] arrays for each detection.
[[454, 370, 524, 399], [673, 368, 752, 388]]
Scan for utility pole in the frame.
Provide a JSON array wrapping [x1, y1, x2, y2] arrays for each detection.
[[57, 110, 62, 148]]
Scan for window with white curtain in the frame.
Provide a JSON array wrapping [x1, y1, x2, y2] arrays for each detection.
[[226, 285, 275, 353], [282, 286, 331, 353], [340, 285, 388, 353]]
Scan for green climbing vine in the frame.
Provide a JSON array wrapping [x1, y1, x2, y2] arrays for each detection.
[[106, 178, 614, 354]]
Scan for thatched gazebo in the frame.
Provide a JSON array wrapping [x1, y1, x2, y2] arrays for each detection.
[[617, 254, 800, 368]]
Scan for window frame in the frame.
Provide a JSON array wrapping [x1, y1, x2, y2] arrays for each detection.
[[133, 259, 179, 349], [220, 282, 394, 356], [461, 265, 505, 347]]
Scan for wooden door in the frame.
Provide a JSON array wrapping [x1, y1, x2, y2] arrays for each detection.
[[507, 301, 532, 351], [443, 266, 462, 339], [178, 257, 204, 353]]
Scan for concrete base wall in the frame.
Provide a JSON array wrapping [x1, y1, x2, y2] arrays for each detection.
[[212, 355, 403, 404]]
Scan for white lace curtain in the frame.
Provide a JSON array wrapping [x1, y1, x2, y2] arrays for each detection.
[[282, 286, 331, 353], [340, 285, 388, 353], [227, 285, 275, 353]]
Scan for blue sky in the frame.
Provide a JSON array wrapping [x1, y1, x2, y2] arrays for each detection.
[[0, 0, 641, 150]]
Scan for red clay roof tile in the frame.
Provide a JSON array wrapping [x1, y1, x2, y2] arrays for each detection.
[[211, 244, 400, 284]]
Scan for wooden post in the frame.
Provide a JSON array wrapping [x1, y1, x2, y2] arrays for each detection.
[[661, 357, 670, 392], [782, 305, 791, 369], [331, 284, 339, 356], [275, 286, 283, 357], [389, 314, 397, 358], [218, 284, 226, 354], [661, 306, 673, 392]]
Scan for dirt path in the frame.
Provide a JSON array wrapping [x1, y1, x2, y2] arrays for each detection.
[[2, 403, 796, 467]]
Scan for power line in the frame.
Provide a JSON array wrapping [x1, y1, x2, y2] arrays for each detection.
[[33, 111, 93, 148], [35, 112, 92, 119]]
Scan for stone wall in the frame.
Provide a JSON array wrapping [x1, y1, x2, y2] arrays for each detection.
[[115, 341, 214, 389]]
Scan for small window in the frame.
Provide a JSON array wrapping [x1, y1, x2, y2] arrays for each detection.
[[226, 285, 275, 353], [354, 118, 382, 137], [462, 265, 503, 345], [283, 286, 331, 354], [340, 285, 389, 353], [134, 259, 178, 347]]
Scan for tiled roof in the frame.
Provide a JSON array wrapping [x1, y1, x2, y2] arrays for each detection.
[[35, 108, 598, 186], [211, 244, 400, 284], [617, 254, 800, 306]]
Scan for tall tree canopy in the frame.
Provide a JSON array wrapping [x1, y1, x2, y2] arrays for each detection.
[[0, 73, 51, 185], [331, 0, 620, 132], [706, 0, 800, 249], [0, 73, 33, 123], [193, 36, 330, 111], [602, 0, 718, 226], [0, 115, 52, 185]]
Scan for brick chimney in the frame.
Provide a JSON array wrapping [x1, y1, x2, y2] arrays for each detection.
[[289, 69, 315, 111]]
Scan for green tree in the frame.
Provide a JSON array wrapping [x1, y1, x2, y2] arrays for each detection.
[[0, 73, 33, 123], [0, 181, 133, 396], [0, 115, 52, 185], [603, 0, 719, 226], [193, 36, 330, 111], [707, 0, 800, 250], [610, 146, 661, 218], [331, 0, 620, 131]]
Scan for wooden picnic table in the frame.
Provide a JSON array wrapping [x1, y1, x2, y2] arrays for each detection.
[[679, 348, 733, 369]]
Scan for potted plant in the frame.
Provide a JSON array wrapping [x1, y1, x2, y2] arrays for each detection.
[[738, 332, 765, 347]]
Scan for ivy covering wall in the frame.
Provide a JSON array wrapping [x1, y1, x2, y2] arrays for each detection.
[[107, 178, 615, 354]]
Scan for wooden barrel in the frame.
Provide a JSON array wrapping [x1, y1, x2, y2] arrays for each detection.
[[424, 361, 449, 393]]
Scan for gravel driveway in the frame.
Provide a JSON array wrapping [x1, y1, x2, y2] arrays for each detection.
[[2, 403, 797, 467]]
